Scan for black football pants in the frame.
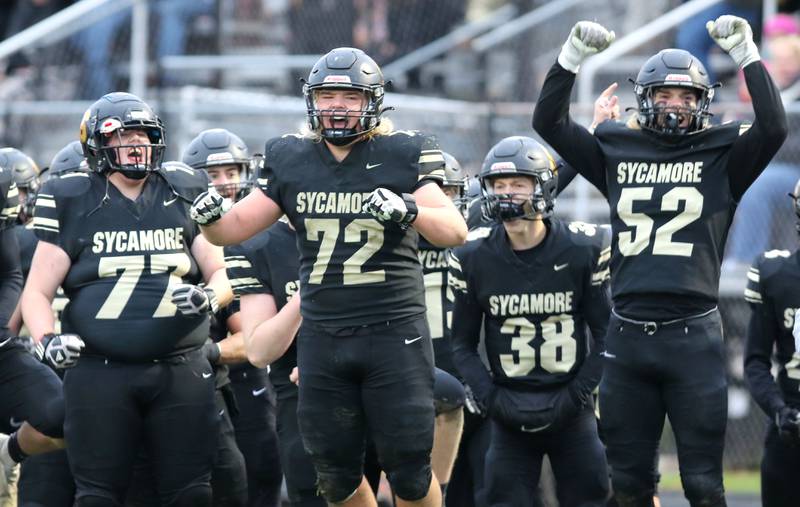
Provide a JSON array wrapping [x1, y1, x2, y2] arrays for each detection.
[[229, 367, 282, 507], [760, 422, 800, 507], [64, 351, 218, 506], [599, 310, 727, 507]]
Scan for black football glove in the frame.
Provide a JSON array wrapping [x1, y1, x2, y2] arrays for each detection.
[[463, 384, 488, 417], [776, 406, 800, 445], [35, 333, 85, 369], [362, 188, 418, 229], [170, 285, 219, 316]]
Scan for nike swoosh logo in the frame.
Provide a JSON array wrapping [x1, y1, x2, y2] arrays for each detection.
[[366, 163, 382, 170], [8, 417, 22, 428], [554, 263, 569, 271], [163, 196, 178, 206], [520, 423, 551, 433], [404, 336, 423, 345], [601, 351, 616, 359], [202, 372, 213, 379], [252, 387, 267, 397]]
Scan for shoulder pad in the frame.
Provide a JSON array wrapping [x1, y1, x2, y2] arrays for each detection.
[[158, 164, 211, 195], [41, 170, 92, 199], [466, 226, 492, 242]]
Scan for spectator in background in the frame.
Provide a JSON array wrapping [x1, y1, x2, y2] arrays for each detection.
[[73, 0, 214, 99], [287, 0, 357, 54], [676, 0, 760, 85], [725, 21, 800, 273], [4, 0, 72, 39]]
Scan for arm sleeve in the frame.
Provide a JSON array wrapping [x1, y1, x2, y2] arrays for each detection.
[[743, 260, 786, 418], [0, 227, 21, 337], [532, 62, 608, 195], [448, 249, 494, 404], [727, 62, 789, 201], [224, 243, 271, 297], [571, 239, 611, 403]]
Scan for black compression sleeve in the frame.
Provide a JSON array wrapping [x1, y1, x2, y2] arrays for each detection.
[[451, 291, 493, 405], [744, 299, 786, 418], [728, 61, 788, 201], [532, 62, 607, 195], [0, 227, 22, 337]]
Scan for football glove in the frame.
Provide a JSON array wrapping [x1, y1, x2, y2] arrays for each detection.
[[35, 333, 85, 369], [776, 406, 800, 446], [362, 188, 418, 228], [558, 21, 615, 73], [463, 385, 487, 417], [706, 15, 760, 69], [190, 187, 232, 226], [170, 284, 219, 316]]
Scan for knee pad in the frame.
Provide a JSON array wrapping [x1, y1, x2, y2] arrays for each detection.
[[173, 484, 212, 507], [315, 470, 362, 504], [611, 470, 656, 507], [75, 495, 120, 507], [385, 460, 432, 502], [681, 473, 726, 507], [433, 368, 465, 415]]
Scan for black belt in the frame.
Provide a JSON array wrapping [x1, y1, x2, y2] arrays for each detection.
[[611, 307, 718, 336]]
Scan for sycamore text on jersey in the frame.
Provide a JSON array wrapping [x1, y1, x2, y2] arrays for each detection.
[[616, 161, 703, 185], [489, 291, 574, 317], [295, 192, 373, 214], [91, 227, 185, 254]]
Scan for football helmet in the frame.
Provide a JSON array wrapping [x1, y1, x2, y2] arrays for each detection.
[[182, 128, 252, 201], [49, 141, 89, 177], [633, 48, 715, 135], [79, 92, 165, 178], [303, 47, 386, 145], [478, 136, 558, 222], [791, 177, 800, 234], [0, 147, 40, 223], [441, 152, 468, 215]]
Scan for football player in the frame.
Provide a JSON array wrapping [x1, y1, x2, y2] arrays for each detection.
[[191, 47, 467, 506], [21, 92, 233, 507], [450, 136, 610, 507], [0, 148, 40, 226], [183, 130, 282, 507], [532, 16, 787, 507], [8, 145, 78, 507], [743, 178, 800, 507]]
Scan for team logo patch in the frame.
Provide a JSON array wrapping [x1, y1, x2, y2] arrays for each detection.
[[128, 109, 151, 120], [99, 118, 122, 134], [664, 73, 692, 83], [323, 75, 352, 84], [491, 161, 516, 172]]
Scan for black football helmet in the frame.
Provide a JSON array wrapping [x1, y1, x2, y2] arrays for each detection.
[[182, 128, 252, 201], [633, 48, 715, 136], [49, 141, 89, 177], [79, 92, 165, 179], [303, 47, 386, 146], [791, 177, 800, 235], [441, 152, 468, 215], [478, 136, 558, 222], [0, 147, 39, 223]]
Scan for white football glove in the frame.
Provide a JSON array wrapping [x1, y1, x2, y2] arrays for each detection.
[[706, 15, 760, 69], [190, 187, 232, 226], [558, 21, 615, 73], [35, 333, 85, 369], [362, 188, 418, 228], [170, 284, 219, 316]]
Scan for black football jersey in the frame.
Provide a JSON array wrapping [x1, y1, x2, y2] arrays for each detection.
[[418, 236, 457, 376], [744, 249, 800, 412], [15, 223, 37, 279], [450, 219, 610, 392], [258, 132, 445, 326], [595, 122, 743, 317], [32, 167, 212, 361], [225, 220, 300, 395]]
